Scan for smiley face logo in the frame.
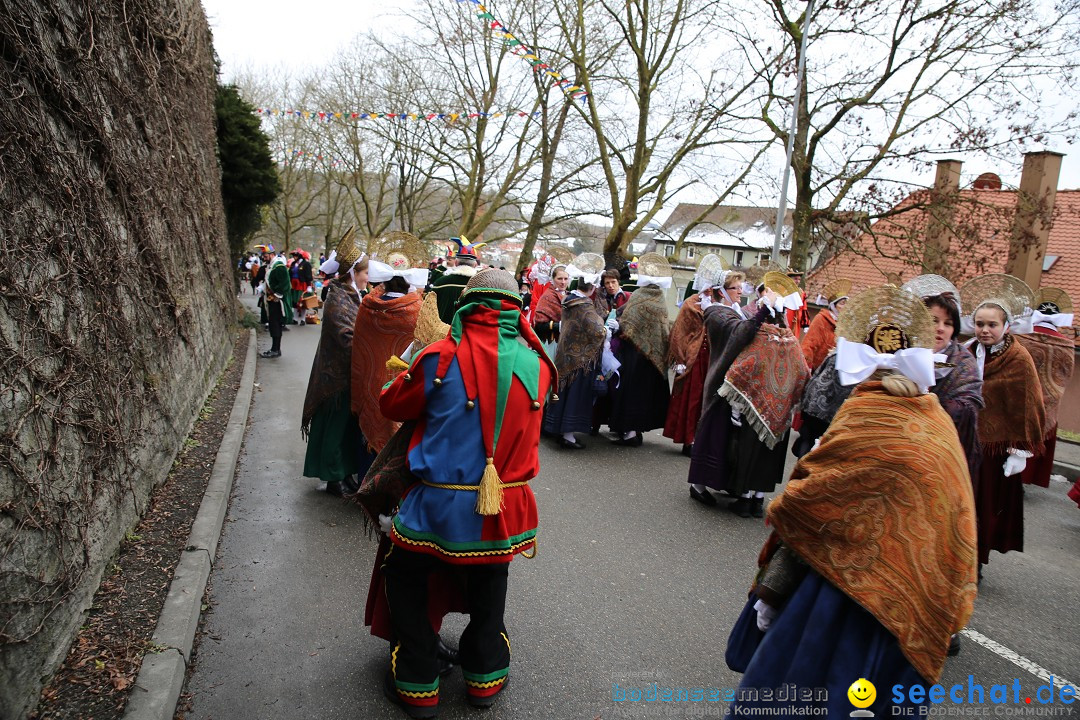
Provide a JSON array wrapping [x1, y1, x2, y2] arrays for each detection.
[[848, 678, 876, 709]]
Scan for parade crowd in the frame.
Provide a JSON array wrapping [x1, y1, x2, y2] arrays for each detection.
[[244, 229, 1076, 719]]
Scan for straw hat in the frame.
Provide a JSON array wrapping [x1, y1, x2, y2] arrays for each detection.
[[571, 252, 605, 275], [822, 278, 852, 304], [901, 274, 961, 312], [636, 252, 673, 278], [885, 272, 903, 287], [334, 226, 362, 268], [837, 285, 936, 351], [372, 231, 426, 269], [414, 293, 451, 348], [959, 274, 1034, 323], [1034, 287, 1073, 315], [694, 254, 730, 289], [546, 246, 575, 265], [762, 271, 800, 298]]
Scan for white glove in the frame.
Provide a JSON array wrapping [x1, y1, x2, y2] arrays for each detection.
[[698, 292, 713, 310], [378, 513, 394, 535], [606, 317, 620, 333], [673, 363, 687, 376], [605, 327, 613, 341], [754, 599, 778, 632], [1002, 449, 1033, 477]]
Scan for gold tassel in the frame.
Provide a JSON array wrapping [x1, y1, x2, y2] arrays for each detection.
[[475, 457, 503, 516]]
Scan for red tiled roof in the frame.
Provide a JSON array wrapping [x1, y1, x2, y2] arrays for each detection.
[[807, 189, 1080, 341]]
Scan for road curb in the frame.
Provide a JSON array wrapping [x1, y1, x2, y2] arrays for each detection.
[[1053, 460, 1080, 482], [123, 328, 257, 720]]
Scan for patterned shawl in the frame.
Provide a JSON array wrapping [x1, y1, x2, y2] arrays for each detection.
[[301, 281, 362, 437], [618, 286, 670, 377], [350, 288, 422, 453], [719, 322, 809, 448], [974, 334, 1046, 454], [553, 294, 606, 392], [800, 351, 851, 423], [533, 286, 564, 324], [933, 340, 984, 476], [1017, 328, 1074, 430], [667, 294, 706, 374], [768, 382, 977, 682]]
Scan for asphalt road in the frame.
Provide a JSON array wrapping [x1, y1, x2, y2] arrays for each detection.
[[181, 304, 1080, 719]]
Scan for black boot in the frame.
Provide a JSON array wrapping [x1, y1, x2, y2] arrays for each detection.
[[948, 634, 961, 656], [436, 635, 459, 676], [729, 497, 752, 518], [681, 443, 693, 457], [751, 497, 765, 518], [341, 474, 361, 495]]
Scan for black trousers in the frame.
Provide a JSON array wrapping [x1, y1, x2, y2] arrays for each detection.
[[382, 545, 510, 698], [267, 299, 283, 352]]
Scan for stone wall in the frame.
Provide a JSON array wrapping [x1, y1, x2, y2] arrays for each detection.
[[0, 2, 233, 717]]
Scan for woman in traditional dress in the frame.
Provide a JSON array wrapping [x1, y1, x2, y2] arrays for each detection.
[[960, 274, 1045, 576], [606, 284, 671, 446], [1016, 288, 1075, 488], [543, 281, 606, 449], [532, 264, 570, 359], [350, 260, 426, 458], [901, 275, 984, 477], [800, 278, 851, 370], [722, 277, 810, 518], [663, 276, 735, 456], [686, 276, 780, 506], [725, 285, 977, 717], [301, 234, 368, 497]]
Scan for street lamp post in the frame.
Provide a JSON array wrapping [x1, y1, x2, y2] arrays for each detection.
[[771, 0, 815, 265]]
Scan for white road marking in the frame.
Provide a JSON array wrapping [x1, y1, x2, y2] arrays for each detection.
[[961, 628, 1077, 690]]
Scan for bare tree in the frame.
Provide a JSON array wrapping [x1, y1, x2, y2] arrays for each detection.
[[735, 0, 1080, 271], [554, 0, 768, 259]]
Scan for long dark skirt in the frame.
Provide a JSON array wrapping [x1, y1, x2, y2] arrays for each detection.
[[303, 391, 361, 483], [727, 571, 924, 717], [687, 400, 734, 491], [974, 447, 1023, 565], [728, 425, 790, 495], [609, 341, 670, 433], [663, 342, 709, 445], [543, 372, 596, 435]]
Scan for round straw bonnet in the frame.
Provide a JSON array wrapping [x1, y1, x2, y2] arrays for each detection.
[[836, 284, 935, 351], [959, 274, 1034, 323]]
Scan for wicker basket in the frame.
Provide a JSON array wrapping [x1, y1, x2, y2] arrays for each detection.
[[300, 292, 320, 309]]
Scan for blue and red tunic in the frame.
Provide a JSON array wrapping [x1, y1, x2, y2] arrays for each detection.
[[380, 306, 553, 565]]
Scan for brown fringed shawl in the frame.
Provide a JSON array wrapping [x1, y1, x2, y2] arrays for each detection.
[[720, 323, 809, 448], [533, 286, 564, 324], [768, 382, 978, 682], [553, 294, 605, 391], [618, 286, 670, 377], [350, 288, 422, 454], [667, 294, 706, 375], [975, 334, 1046, 454], [1017, 328, 1074, 430], [301, 281, 362, 437]]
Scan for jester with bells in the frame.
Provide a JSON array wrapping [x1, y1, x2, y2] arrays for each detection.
[[378, 269, 556, 718]]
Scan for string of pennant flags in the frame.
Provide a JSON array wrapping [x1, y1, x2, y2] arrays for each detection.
[[255, 108, 544, 123], [458, 0, 587, 100]]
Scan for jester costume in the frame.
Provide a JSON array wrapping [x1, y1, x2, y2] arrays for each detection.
[[379, 270, 555, 717]]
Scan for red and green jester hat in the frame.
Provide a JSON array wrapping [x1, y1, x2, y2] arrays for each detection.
[[380, 269, 559, 564]]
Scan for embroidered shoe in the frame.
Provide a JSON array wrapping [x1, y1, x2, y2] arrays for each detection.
[[465, 675, 509, 708], [383, 671, 438, 719]]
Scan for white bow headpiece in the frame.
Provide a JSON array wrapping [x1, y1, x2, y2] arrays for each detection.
[[835, 337, 941, 393]]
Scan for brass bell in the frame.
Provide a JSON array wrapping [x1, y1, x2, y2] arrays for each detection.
[[551, 394, 560, 402], [531, 401, 541, 410], [433, 377, 443, 386], [466, 400, 475, 410], [403, 373, 412, 382]]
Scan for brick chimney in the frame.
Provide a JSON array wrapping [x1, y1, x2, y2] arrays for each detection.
[[922, 159, 963, 276], [1005, 151, 1064, 290]]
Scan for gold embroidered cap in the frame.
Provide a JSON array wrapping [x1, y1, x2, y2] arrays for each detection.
[[836, 284, 935, 350], [960, 273, 1034, 323], [1034, 287, 1073, 315], [334, 226, 362, 268], [822, 278, 853, 304], [762, 271, 800, 298]]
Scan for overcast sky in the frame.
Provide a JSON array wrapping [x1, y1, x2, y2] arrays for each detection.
[[199, 0, 1079, 196]]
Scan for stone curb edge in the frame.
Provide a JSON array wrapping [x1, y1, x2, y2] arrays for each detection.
[[122, 328, 258, 720]]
